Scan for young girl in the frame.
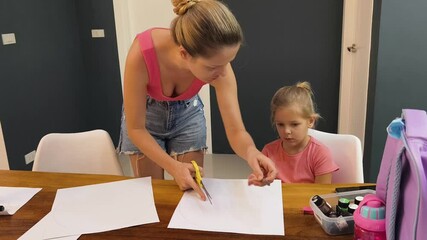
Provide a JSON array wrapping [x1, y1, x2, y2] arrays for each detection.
[[262, 82, 338, 183], [118, 0, 277, 201]]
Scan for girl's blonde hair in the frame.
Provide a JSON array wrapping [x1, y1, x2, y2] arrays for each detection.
[[171, 0, 243, 57], [270, 81, 320, 124]]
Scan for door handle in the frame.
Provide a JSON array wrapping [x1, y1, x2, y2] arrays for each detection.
[[347, 44, 357, 53]]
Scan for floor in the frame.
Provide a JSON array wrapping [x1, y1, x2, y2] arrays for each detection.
[[118, 154, 252, 180]]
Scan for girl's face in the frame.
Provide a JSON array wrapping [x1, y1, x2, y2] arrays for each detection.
[[274, 104, 315, 154], [182, 44, 240, 83]]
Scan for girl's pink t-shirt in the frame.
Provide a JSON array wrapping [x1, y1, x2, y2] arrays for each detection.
[[136, 28, 206, 101], [262, 137, 339, 183]]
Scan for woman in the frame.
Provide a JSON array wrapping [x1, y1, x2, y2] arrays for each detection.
[[118, 0, 277, 201]]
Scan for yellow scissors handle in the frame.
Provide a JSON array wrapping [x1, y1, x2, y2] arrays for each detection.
[[191, 160, 203, 188], [190, 160, 213, 204]]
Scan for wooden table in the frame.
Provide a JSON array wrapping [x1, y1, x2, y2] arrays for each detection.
[[0, 170, 374, 239]]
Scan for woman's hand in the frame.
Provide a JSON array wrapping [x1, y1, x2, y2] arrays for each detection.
[[246, 148, 277, 186], [171, 161, 207, 201]]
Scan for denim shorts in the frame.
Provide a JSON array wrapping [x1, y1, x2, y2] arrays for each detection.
[[117, 95, 207, 157]]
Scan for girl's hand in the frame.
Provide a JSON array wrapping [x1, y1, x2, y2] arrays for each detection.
[[246, 149, 277, 186], [171, 162, 207, 201]]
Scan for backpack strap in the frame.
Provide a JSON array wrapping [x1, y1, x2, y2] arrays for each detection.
[[402, 109, 427, 140]]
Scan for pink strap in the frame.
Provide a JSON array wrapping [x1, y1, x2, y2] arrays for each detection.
[[136, 28, 206, 101], [137, 29, 160, 96]]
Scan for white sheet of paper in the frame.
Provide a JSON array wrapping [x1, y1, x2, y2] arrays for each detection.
[[18, 213, 80, 240], [168, 178, 284, 236], [50, 236, 81, 240], [0, 187, 42, 215], [19, 177, 159, 240]]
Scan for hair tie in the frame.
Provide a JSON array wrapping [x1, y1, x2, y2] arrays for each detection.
[[173, 0, 199, 15]]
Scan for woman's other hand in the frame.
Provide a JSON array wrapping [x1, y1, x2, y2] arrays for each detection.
[[246, 149, 277, 186]]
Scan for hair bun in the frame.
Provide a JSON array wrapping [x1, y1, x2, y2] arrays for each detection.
[[296, 81, 312, 92], [172, 0, 200, 15]]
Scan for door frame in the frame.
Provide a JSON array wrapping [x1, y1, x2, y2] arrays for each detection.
[[338, 0, 374, 149]]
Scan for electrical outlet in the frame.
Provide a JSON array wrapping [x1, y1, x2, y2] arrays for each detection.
[[25, 150, 36, 165], [91, 29, 105, 38], [2, 33, 16, 45]]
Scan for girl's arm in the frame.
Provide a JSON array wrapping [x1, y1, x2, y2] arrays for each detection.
[[124, 39, 205, 199], [311, 139, 336, 184], [210, 64, 277, 185], [314, 173, 333, 184]]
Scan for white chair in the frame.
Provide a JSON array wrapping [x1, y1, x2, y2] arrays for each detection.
[[32, 129, 123, 176], [0, 121, 10, 170], [308, 129, 364, 183]]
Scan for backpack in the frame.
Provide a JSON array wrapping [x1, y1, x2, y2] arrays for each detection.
[[376, 109, 427, 240]]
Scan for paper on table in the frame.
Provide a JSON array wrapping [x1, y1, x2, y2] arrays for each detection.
[[19, 177, 159, 240], [18, 213, 80, 240], [0, 187, 42, 215], [168, 178, 284, 236], [50, 236, 81, 240]]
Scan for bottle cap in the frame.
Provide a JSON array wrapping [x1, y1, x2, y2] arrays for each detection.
[[360, 205, 385, 220], [348, 203, 358, 214], [312, 195, 323, 207], [338, 198, 350, 208], [353, 194, 385, 232], [354, 196, 364, 205]]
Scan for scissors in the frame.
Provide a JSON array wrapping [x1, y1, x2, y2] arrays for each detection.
[[191, 160, 213, 204]]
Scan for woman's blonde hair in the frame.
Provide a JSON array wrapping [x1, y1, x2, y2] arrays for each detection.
[[171, 0, 243, 57], [270, 81, 320, 124]]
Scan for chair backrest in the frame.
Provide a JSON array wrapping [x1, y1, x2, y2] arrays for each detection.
[[0, 122, 10, 170], [308, 129, 364, 183], [32, 129, 123, 176]]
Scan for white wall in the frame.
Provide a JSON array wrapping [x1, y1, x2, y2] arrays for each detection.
[[113, 0, 212, 153]]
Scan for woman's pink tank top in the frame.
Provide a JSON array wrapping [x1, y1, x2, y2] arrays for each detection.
[[136, 28, 206, 101]]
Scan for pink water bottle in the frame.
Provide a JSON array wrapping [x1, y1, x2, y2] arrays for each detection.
[[353, 194, 386, 240]]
